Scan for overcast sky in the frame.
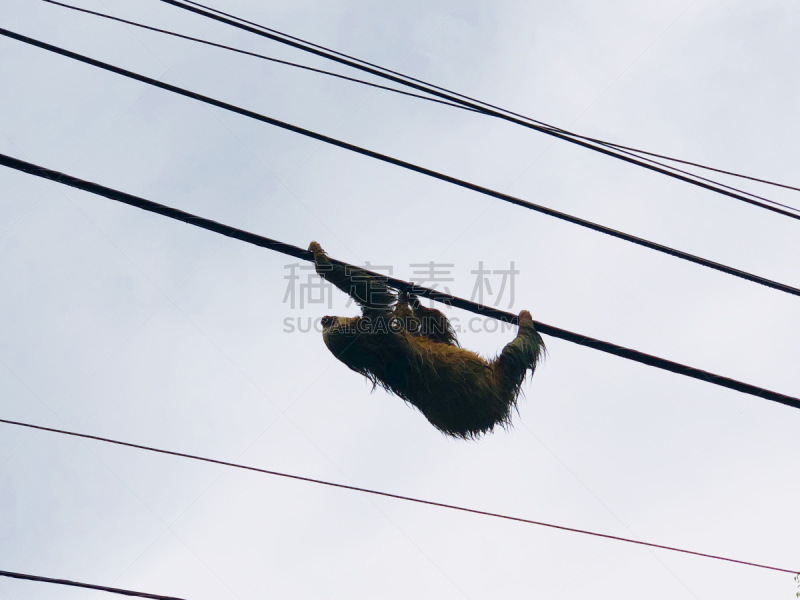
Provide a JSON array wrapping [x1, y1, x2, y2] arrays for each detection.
[[2, 0, 800, 598]]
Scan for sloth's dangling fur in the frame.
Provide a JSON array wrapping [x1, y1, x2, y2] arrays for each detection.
[[310, 241, 545, 439]]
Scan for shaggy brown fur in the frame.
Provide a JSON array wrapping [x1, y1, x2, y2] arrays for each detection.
[[310, 241, 545, 439]]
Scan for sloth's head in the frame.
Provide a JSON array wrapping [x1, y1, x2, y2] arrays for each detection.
[[320, 315, 362, 354], [320, 314, 382, 382]]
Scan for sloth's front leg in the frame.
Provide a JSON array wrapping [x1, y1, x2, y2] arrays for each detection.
[[309, 241, 394, 311], [492, 310, 545, 391]]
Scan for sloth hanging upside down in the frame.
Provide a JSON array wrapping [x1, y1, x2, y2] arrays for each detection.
[[309, 241, 545, 439]]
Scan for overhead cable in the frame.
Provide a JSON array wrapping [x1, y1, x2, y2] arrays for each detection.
[[2, 152, 798, 408], [43, 0, 800, 216], [2, 418, 797, 575], [0, 569, 186, 600], [586, 139, 800, 194], [3, 27, 800, 303], [168, 0, 800, 196], [40, 0, 475, 112], [154, 0, 800, 219]]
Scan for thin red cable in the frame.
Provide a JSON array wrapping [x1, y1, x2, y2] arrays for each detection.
[[1, 418, 796, 575]]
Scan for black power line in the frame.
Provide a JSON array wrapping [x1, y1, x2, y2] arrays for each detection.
[[60, 0, 800, 198], [587, 140, 800, 194], [170, 0, 800, 201], [155, 0, 800, 220], [2, 418, 797, 575], [40, 0, 800, 218], [169, 0, 800, 203], [43, 0, 800, 218], [1, 152, 798, 409], [0, 569, 186, 600], [40, 0, 476, 113], [3, 27, 800, 303]]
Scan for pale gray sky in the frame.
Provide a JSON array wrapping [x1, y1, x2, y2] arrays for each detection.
[[1, 0, 800, 598]]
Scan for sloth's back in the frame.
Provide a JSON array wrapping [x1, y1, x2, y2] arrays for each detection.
[[372, 334, 516, 438]]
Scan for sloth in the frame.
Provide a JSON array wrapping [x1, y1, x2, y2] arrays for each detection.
[[309, 241, 544, 439]]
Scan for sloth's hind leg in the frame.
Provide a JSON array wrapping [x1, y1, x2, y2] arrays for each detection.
[[403, 292, 458, 346]]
